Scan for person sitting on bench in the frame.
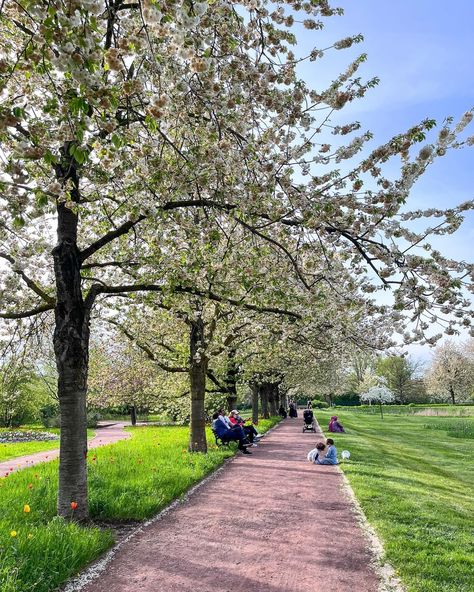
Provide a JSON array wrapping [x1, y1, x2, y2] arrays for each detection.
[[212, 412, 252, 455], [228, 410, 261, 445]]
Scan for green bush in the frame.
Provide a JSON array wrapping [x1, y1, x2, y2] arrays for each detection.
[[40, 407, 100, 429], [86, 411, 101, 428], [312, 399, 329, 409], [333, 392, 361, 406], [39, 404, 60, 428]]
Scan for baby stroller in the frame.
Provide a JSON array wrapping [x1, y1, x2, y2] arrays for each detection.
[[302, 409, 316, 433]]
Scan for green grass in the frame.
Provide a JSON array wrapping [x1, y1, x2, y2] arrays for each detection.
[[423, 419, 474, 439], [0, 417, 280, 592], [315, 409, 474, 592], [0, 429, 95, 463], [0, 440, 61, 463], [345, 404, 474, 417]]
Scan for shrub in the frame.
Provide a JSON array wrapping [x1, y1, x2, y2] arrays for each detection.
[[333, 392, 361, 406], [312, 399, 329, 409], [40, 407, 100, 428], [39, 404, 60, 428], [86, 411, 101, 428]]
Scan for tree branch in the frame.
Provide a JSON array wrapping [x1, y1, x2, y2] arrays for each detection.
[[0, 303, 54, 319], [0, 252, 55, 304], [206, 368, 228, 392], [80, 216, 146, 262], [93, 283, 302, 319], [82, 259, 139, 270], [107, 319, 188, 373]]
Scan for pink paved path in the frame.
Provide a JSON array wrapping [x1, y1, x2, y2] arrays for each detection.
[[80, 419, 380, 592], [0, 422, 130, 476]]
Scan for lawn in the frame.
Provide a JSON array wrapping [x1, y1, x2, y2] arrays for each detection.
[[0, 417, 280, 592], [315, 409, 474, 592], [0, 428, 95, 463]]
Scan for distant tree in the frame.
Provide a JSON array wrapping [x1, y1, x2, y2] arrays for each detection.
[[358, 368, 385, 394], [88, 340, 162, 425], [0, 351, 53, 427], [426, 341, 474, 404], [376, 355, 424, 403], [347, 351, 377, 393], [360, 385, 395, 418]]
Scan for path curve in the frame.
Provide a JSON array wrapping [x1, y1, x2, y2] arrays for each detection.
[[77, 418, 380, 592], [0, 422, 130, 476]]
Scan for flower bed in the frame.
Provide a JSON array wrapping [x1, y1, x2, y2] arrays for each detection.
[[0, 430, 60, 444]]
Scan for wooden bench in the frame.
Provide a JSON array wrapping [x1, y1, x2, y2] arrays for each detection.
[[211, 428, 232, 447]]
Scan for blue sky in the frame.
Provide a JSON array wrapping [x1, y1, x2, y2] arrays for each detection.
[[295, 0, 474, 358]]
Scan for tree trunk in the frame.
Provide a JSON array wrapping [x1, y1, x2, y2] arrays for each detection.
[[225, 348, 238, 412], [188, 318, 208, 453], [53, 194, 90, 521], [130, 405, 137, 426], [251, 381, 259, 424], [269, 383, 279, 415], [260, 383, 269, 419], [449, 385, 456, 405]]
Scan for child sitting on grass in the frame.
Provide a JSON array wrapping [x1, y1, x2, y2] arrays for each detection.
[[315, 438, 338, 465], [307, 441, 326, 463]]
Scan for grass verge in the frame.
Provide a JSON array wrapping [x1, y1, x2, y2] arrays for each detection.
[[315, 409, 474, 592], [0, 417, 280, 592], [0, 429, 95, 463]]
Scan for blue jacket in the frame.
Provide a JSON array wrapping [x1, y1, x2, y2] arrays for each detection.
[[324, 445, 338, 464], [212, 417, 229, 437]]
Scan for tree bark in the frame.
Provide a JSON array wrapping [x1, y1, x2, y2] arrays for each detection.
[[188, 318, 208, 452], [260, 383, 269, 419], [449, 385, 456, 405], [130, 405, 137, 426], [251, 381, 259, 424], [225, 348, 238, 412], [53, 190, 90, 521], [268, 383, 279, 415], [280, 391, 287, 411]]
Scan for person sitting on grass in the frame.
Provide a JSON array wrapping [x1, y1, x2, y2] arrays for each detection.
[[228, 410, 261, 446], [315, 438, 338, 465], [328, 415, 345, 433], [307, 441, 326, 463], [212, 412, 252, 455]]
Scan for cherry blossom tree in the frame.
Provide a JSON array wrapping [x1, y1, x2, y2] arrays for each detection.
[[88, 340, 162, 424], [1, 0, 473, 521], [360, 385, 395, 418], [425, 340, 474, 404]]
